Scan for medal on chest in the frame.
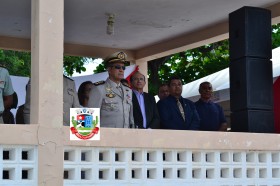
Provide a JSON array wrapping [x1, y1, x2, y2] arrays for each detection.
[[105, 86, 116, 98]]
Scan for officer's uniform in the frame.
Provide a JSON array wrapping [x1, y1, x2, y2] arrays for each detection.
[[63, 76, 80, 126], [23, 76, 80, 125], [0, 67, 14, 124], [88, 51, 134, 128]]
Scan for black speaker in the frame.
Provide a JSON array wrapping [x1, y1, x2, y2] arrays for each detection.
[[229, 6, 271, 61], [231, 110, 274, 133], [230, 57, 273, 112]]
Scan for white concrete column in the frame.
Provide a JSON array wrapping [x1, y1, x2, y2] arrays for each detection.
[[135, 59, 148, 92], [31, 0, 64, 185]]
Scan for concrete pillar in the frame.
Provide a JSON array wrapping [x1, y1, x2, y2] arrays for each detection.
[[31, 0, 64, 185]]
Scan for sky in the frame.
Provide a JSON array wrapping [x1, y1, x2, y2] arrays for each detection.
[[71, 58, 103, 77]]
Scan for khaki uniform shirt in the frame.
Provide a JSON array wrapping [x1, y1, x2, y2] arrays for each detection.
[[88, 78, 134, 128], [0, 67, 14, 124], [63, 76, 80, 126], [23, 76, 80, 125]]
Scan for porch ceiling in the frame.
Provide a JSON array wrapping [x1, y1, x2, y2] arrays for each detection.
[[0, 0, 280, 60]]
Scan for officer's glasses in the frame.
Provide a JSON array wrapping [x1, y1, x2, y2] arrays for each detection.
[[111, 65, 126, 70]]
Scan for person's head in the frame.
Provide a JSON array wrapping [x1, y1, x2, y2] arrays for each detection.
[[168, 76, 183, 99], [121, 79, 130, 87], [199, 81, 213, 101], [130, 71, 146, 92], [78, 81, 93, 107], [158, 83, 169, 100], [104, 51, 129, 83]]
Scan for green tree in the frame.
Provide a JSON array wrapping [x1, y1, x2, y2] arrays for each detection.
[[63, 56, 90, 76], [0, 50, 31, 77], [148, 23, 280, 95], [93, 62, 106, 74], [0, 49, 95, 77], [148, 40, 230, 95], [272, 23, 280, 49]]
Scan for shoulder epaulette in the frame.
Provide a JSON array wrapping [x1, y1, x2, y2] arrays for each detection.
[[121, 83, 130, 88], [63, 75, 74, 81], [94, 81, 105, 86]]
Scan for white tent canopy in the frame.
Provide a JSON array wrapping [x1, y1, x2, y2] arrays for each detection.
[[182, 46, 280, 102]]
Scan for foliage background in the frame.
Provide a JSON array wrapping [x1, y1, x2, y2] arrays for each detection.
[[147, 23, 280, 95]]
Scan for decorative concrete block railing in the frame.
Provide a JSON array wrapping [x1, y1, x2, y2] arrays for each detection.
[[0, 145, 37, 186], [1, 127, 280, 185], [63, 147, 280, 186], [1, 144, 280, 185]]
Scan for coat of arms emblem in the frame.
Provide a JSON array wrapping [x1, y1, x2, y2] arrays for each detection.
[[70, 108, 100, 140]]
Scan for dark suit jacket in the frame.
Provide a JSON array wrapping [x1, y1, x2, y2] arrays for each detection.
[[157, 95, 200, 130], [132, 91, 160, 129]]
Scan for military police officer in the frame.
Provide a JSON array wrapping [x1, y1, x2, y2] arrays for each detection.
[[0, 65, 14, 124], [23, 76, 80, 125], [63, 75, 80, 126], [88, 51, 134, 128]]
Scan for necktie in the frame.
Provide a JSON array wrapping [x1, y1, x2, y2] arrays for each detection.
[[176, 99, 185, 121]]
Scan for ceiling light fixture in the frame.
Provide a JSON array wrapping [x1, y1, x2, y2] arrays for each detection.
[[106, 13, 115, 35]]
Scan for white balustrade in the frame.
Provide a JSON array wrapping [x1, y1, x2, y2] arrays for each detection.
[[63, 147, 280, 186], [0, 145, 37, 186]]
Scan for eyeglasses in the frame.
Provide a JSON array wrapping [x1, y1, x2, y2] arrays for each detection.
[[110, 65, 126, 70]]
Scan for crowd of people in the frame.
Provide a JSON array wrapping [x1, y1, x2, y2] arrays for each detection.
[[86, 51, 227, 131], [0, 51, 228, 131]]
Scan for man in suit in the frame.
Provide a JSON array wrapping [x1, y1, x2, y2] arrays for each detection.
[[158, 83, 169, 100], [23, 76, 80, 125], [157, 76, 200, 130], [88, 51, 134, 128], [130, 71, 160, 129]]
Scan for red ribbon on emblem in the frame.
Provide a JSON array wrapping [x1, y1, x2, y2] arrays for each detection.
[[92, 127, 99, 134], [70, 127, 78, 134]]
